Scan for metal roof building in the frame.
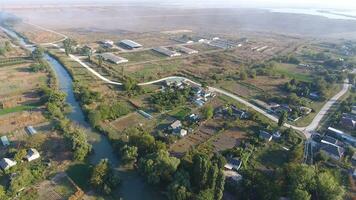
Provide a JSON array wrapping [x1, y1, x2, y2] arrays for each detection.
[[1, 136, 9, 146], [176, 46, 198, 54], [119, 40, 143, 49], [100, 53, 128, 64], [152, 47, 181, 57]]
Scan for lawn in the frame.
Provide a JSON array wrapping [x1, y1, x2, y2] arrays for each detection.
[[273, 63, 312, 82], [169, 106, 192, 120], [0, 104, 38, 115], [66, 163, 92, 191], [254, 144, 289, 169], [54, 177, 77, 199]]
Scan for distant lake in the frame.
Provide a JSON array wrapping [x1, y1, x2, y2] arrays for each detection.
[[269, 8, 356, 20]]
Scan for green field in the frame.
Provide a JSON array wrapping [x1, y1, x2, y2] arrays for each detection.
[[273, 63, 312, 82], [0, 104, 39, 115], [120, 50, 165, 62]]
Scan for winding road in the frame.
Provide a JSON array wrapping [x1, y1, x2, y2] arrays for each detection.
[[24, 22, 351, 138]]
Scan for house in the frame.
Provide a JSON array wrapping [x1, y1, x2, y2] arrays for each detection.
[[231, 106, 248, 119], [119, 39, 143, 49], [152, 47, 181, 57], [224, 157, 242, 171], [188, 114, 200, 123], [327, 127, 356, 147], [26, 126, 37, 135], [100, 53, 128, 64], [223, 170, 242, 183], [0, 158, 17, 170], [259, 131, 273, 142], [321, 135, 343, 147], [319, 143, 344, 161], [169, 120, 182, 131], [1, 136, 9, 146], [25, 148, 40, 162], [173, 129, 187, 137], [176, 46, 198, 54], [341, 116, 356, 130]]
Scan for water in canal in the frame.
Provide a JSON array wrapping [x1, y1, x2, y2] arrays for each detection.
[[2, 25, 162, 200]]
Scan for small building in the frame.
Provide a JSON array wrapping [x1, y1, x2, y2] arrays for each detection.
[[100, 53, 128, 64], [194, 98, 205, 107], [25, 148, 40, 162], [259, 131, 273, 142], [169, 120, 182, 131], [309, 92, 320, 100], [224, 157, 242, 171], [173, 129, 187, 137], [223, 170, 242, 183], [119, 40, 143, 49], [152, 47, 181, 57], [231, 106, 248, 119], [319, 143, 344, 161], [176, 46, 198, 54], [26, 126, 37, 135], [100, 40, 114, 48], [1, 136, 9, 146], [188, 114, 200, 123], [0, 158, 17, 170]]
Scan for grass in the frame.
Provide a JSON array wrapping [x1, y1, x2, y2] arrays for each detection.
[[120, 50, 165, 63], [54, 177, 76, 199], [0, 104, 40, 115], [273, 63, 313, 82], [254, 144, 289, 169], [169, 106, 192, 120], [66, 163, 92, 191]]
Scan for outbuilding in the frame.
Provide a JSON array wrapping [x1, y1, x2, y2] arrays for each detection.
[[25, 148, 40, 162], [0, 158, 17, 170], [100, 53, 128, 64], [119, 40, 143, 49], [152, 47, 181, 57], [1, 136, 9, 146]]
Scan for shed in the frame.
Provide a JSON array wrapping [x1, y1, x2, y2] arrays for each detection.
[[26, 126, 37, 135], [100, 53, 128, 64], [1, 136, 9, 146], [119, 40, 142, 49], [0, 158, 17, 170], [25, 148, 40, 162]]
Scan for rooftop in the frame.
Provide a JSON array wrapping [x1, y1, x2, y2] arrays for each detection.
[[120, 39, 142, 48], [100, 53, 128, 64]]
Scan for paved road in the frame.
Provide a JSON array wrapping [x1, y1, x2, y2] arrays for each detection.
[[24, 23, 351, 138]]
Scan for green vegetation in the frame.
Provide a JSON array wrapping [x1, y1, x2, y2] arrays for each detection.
[[66, 163, 92, 190], [151, 87, 192, 111], [90, 159, 120, 195], [0, 104, 37, 115]]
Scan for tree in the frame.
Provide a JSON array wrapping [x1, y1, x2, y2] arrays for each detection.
[[290, 188, 311, 200], [167, 170, 192, 200], [120, 145, 138, 165], [202, 105, 214, 120], [316, 171, 345, 200], [0, 185, 7, 200], [195, 189, 214, 200], [31, 47, 44, 61], [139, 150, 180, 185], [14, 149, 27, 162], [192, 154, 210, 190], [63, 38, 76, 56], [98, 55, 103, 67], [278, 111, 288, 127], [90, 159, 120, 195], [240, 71, 248, 80], [214, 170, 225, 200]]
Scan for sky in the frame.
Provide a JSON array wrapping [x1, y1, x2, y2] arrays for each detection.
[[2, 0, 356, 10]]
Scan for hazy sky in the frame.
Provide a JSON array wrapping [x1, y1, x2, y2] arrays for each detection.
[[2, 0, 356, 10]]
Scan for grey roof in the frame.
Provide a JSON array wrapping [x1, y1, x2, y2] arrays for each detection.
[[100, 53, 128, 64], [320, 143, 344, 160], [321, 135, 341, 146], [120, 40, 142, 48], [1, 136, 9, 146], [152, 47, 181, 57], [176, 46, 198, 54], [259, 131, 272, 141]]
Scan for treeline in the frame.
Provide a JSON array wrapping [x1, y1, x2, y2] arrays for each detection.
[[114, 127, 227, 200]]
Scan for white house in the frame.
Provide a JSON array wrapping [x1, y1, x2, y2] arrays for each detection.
[[25, 148, 40, 162], [0, 158, 17, 170]]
